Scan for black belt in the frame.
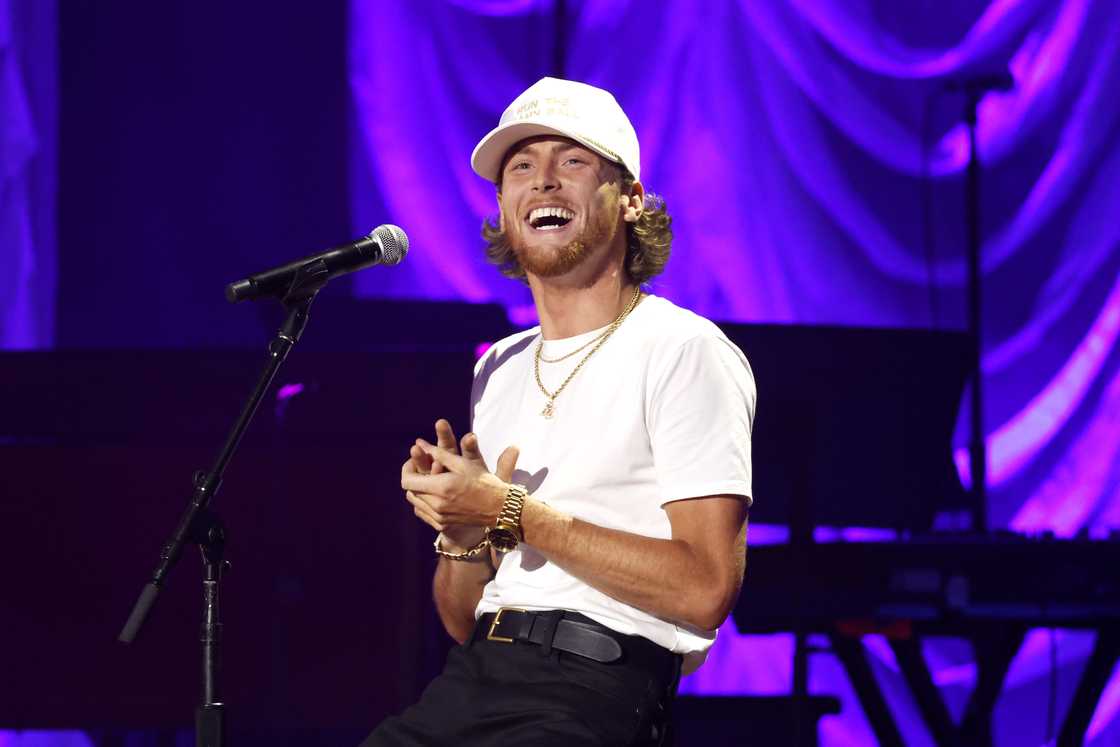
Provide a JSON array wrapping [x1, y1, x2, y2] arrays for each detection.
[[473, 608, 677, 673]]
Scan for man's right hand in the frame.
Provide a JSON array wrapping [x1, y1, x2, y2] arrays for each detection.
[[406, 419, 488, 552]]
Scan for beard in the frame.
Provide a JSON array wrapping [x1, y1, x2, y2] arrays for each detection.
[[507, 210, 616, 278]]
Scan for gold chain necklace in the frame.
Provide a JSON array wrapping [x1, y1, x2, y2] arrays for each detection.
[[537, 326, 613, 363], [533, 287, 642, 419]]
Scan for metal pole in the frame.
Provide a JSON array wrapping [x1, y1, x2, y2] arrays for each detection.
[[196, 515, 227, 747], [964, 93, 987, 532]]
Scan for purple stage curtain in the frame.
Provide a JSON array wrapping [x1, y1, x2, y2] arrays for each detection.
[[350, 1, 1120, 744], [0, 0, 55, 349]]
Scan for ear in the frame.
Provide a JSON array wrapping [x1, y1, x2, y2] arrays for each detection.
[[496, 190, 506, 232], [621, 181, 645, 224]]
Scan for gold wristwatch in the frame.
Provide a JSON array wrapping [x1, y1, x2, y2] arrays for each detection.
[[486, 483, 528, 553]]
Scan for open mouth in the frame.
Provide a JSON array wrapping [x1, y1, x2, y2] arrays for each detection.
[[527, 206, 575, 232]]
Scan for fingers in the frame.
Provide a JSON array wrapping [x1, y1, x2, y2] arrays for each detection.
[[432, 419, 458, 475], [461, 432, 483, 462], [405, 490, 445, 532], [401, 467, 456, 496], [409, 444, 434, 474], [416, 440, 468, 473], [495, 445, 520, 482], [402, 458, 443, 526], [415, 438, 518, 481], [405, 420, 457, 477], [434, 419, 458, 448]]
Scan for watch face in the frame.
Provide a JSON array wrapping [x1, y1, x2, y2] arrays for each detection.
[[487, 527, 518, 553]]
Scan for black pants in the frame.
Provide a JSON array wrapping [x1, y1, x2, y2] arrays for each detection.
[[361, 612, 682, 746]]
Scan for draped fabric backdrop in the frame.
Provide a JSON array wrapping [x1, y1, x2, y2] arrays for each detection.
[[0, 0, 55, 349], [348, 1, 1120, 745]]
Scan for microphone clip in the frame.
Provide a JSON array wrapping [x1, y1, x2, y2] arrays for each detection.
[[281, 258, 331, 306]]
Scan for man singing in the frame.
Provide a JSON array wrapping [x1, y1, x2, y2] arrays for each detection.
[[362, 77, 755, 745]]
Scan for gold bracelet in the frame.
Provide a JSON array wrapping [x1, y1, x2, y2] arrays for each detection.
[[433, 532, 491, 561]]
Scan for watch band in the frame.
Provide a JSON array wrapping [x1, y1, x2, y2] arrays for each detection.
[[497, 483, 527, 531], [488, 483, 528, 552]]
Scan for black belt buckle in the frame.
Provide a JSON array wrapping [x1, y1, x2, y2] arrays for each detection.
[[485, 607, 526, 643]]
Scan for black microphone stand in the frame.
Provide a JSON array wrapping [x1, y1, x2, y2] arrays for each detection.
[[119, 260, 332, 747], [942, 72, 1010, 531], [962, 86, 988, 532]]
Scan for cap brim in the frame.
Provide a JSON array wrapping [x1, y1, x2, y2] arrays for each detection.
[[470, 122, 622, 184]]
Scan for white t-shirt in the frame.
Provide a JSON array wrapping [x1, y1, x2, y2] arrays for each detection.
[[470, 294, 755, 672]]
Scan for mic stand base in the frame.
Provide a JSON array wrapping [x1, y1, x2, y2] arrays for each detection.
[[196, 507, 228, 747], [196, 705, 226, 747]]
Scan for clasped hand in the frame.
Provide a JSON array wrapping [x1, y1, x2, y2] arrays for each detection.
[[402, 419, 520, 534]]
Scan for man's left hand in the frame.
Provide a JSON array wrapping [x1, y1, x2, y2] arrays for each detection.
[[403, 441, 520, 529]]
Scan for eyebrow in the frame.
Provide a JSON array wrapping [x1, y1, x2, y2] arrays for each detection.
[[509, 141, 590, 159]]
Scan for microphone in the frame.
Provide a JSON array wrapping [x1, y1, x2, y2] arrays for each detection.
[[225, 224, 409, 303]]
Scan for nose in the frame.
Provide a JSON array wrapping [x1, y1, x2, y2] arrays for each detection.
[[532, 162, 559, 192]]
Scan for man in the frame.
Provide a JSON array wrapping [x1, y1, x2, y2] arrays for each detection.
[[362, 77, 755, 745]]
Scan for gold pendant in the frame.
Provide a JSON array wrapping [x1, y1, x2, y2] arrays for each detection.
[[541, 400, 555, 419]]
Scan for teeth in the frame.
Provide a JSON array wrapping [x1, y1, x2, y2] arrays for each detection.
[[529, 206, 575, 228]]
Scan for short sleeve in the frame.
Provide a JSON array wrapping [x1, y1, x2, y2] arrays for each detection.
[[646, 333, 756, 507]]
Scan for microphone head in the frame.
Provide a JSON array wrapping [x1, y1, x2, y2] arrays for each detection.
[[370, 224, 409, 266]]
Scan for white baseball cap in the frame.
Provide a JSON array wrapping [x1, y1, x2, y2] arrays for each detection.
[[471, 77, 641, 184]]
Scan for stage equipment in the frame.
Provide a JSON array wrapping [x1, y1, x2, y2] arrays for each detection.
[[954, 70, 1014, 532], [224, 224, 408, 303], [736, 535, 1120, 747], [118, 227, 407, 747], [720, 321, 1117, 747]]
